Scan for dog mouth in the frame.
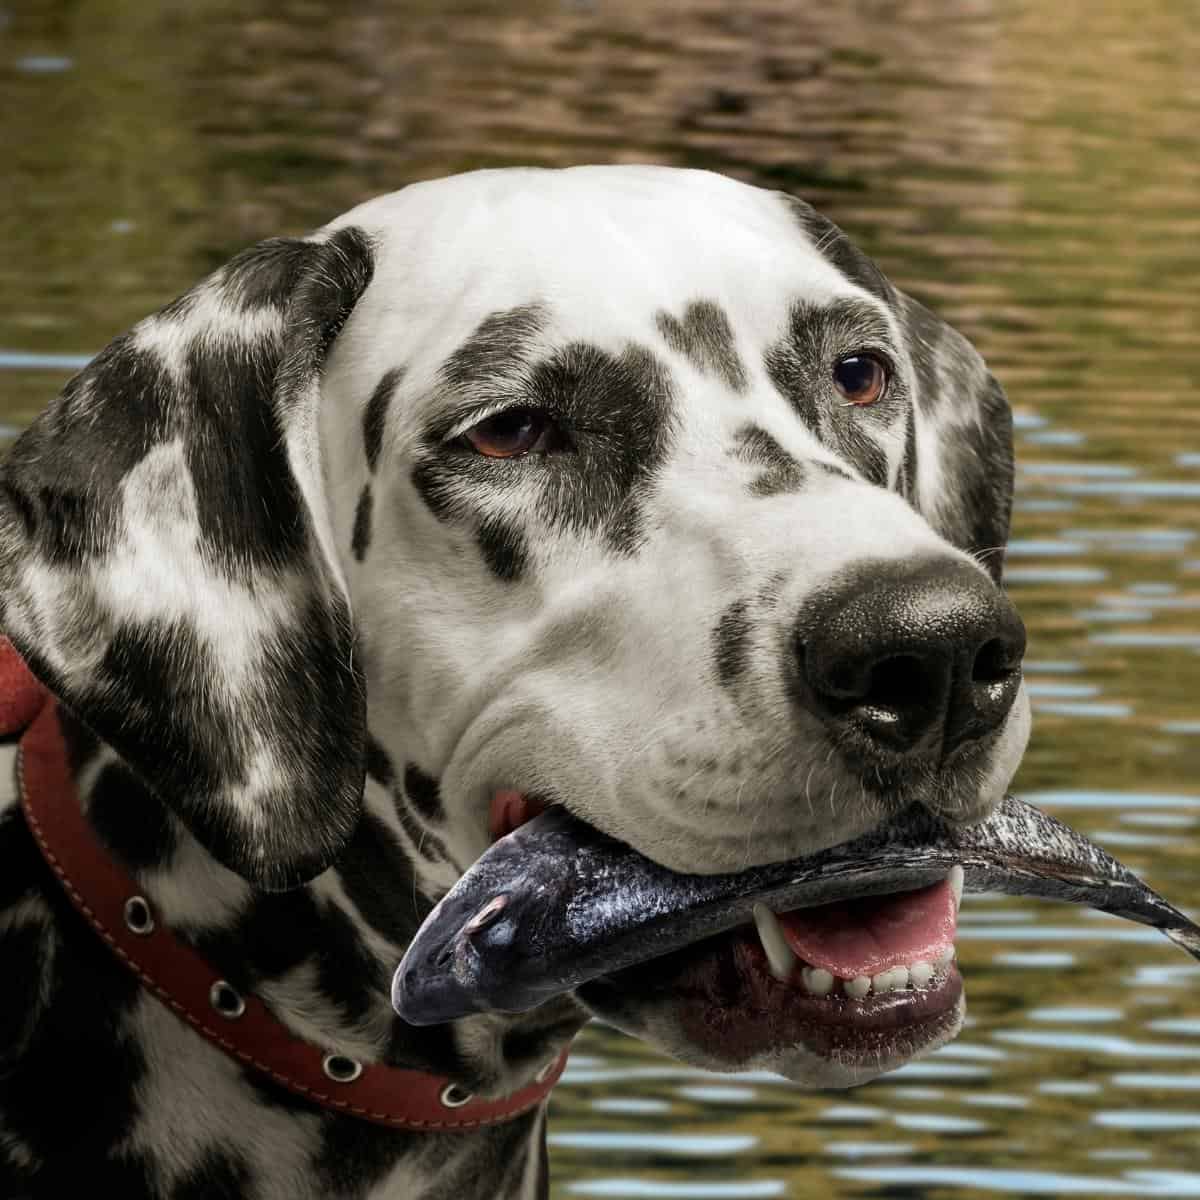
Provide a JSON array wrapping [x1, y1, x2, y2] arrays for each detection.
[[578, 875, 965, 1073], [490, 790, 965, 1068], [392, 793, 1200, 1077]]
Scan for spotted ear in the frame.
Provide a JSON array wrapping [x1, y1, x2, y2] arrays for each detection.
[[895, 292, 1014, 585], [0, 227, 375, 890]]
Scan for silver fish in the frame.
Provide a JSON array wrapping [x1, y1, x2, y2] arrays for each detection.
[[392, 794, 1200, 1025]]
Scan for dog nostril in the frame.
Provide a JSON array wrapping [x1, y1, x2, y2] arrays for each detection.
[[972, 637, 1018, 685], [863, 655, 928, 711]]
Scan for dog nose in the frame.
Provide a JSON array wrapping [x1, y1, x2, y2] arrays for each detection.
[[798, 558, 1026, 757]]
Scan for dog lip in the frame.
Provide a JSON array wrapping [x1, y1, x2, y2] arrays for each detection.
[[581, 932, 966, 1068], [487, 789, 548, 841]]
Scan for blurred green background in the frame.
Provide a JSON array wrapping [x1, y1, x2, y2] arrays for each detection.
[[4, 1, 1199, 1195]]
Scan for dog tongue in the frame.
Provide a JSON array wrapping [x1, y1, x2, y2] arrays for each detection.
[[777, 878, 957, 978]]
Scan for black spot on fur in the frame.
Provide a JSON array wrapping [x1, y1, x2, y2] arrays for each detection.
[[899, 409, 918, 501], [0, 922, 44, 1065], [0, 228, 376, 892], [410, 459, 531, 582], [764, 297, 901, 487], [189, 890, 383, 1027], [338, 811, 430, 946], [656, 300, 747, 391], [314, 903, 384, 1025], [477, 513, 529, 581], [0, 809, 42, 913], [218, 236, 313, 312], [525, 341, 675, 554], [499, 1001, 588, 1077], [363, 368, 401, 473], [764, 317, 821, 433], [838, 424, 890, 487], [416, 338, 675, 574], [54, 705, 100, 774], [183, 332, 312, 572], [189, 895, 314, 995], [441, 304, 547, 395], [713, 600, 752, 688], [365, 735, 396, 789], [390, 795, 450, 864], [898, 290, 954, 419], [366, 754, 450, 864], [409, 459, 453, 523], [87, 761, 178, 872], [0, 863, 148, 1196], [1, 232, 370, 579], [732, 424, 806, 496], [0, 339, 170, 566], [351, 483, 372, 562], [897, 292, 1013, 582], [412, 1109, 544, 1197], [81, 595, 366, 891], [782, 195, 896, 306], [312, 1117, 418, 1196], [944, 374, 1013, 582], [171, 1148, 252, 1200], [276, 226, 377, 417], [402, 764, 444, 822]]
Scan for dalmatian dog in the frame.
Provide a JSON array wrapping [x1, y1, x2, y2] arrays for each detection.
[[0, 166, 1029, 1198]]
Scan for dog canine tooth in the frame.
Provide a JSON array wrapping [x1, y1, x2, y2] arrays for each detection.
[[936, 944, 955, 967], [801, 966, 834, 996], [752, 903, 797, 981], [948, 864, 964, 911]]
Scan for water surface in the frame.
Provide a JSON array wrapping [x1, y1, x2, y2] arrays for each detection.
[[3, 1, 1199, 1195]]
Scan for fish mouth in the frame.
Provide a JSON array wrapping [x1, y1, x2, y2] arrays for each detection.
[[392, 793, 1200, 1083]]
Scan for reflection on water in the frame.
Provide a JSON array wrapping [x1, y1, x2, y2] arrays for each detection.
[[3, 0, 1198, 1195]]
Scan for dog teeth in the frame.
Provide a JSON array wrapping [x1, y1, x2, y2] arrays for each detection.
[[751, 905, 957, 998], [843, 974, 872, 999], [948, 864, 964, 911], [752, 903, 797, 981], [908, 959, 934, 988], [872, 965, 909, 993], [839, 951, 956, 998], [801, 966, 834, 996]]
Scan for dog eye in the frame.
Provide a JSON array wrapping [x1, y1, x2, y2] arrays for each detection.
[[833, 354, 888, 406], [461, 408, 557, 458]]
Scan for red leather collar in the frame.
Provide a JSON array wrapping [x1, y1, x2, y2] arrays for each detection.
[[2, 637, 568, 1130]]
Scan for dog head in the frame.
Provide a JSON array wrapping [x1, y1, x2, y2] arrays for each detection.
[[0, 166, 1029, 1085]]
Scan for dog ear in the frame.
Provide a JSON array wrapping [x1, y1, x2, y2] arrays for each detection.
[[894, 292, 1014, 585], [784, 196, 1014, 583], [0, 227, 375, 890]]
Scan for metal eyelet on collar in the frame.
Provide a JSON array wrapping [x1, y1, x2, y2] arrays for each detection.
[[123, 895, 155, 936], [208, 980, 245, 1019], [322, 1053, 364, 1084], [439, 1082, 474, 1108]]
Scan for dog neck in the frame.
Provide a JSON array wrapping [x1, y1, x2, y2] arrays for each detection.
[[48, 705, 585, 1188]]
